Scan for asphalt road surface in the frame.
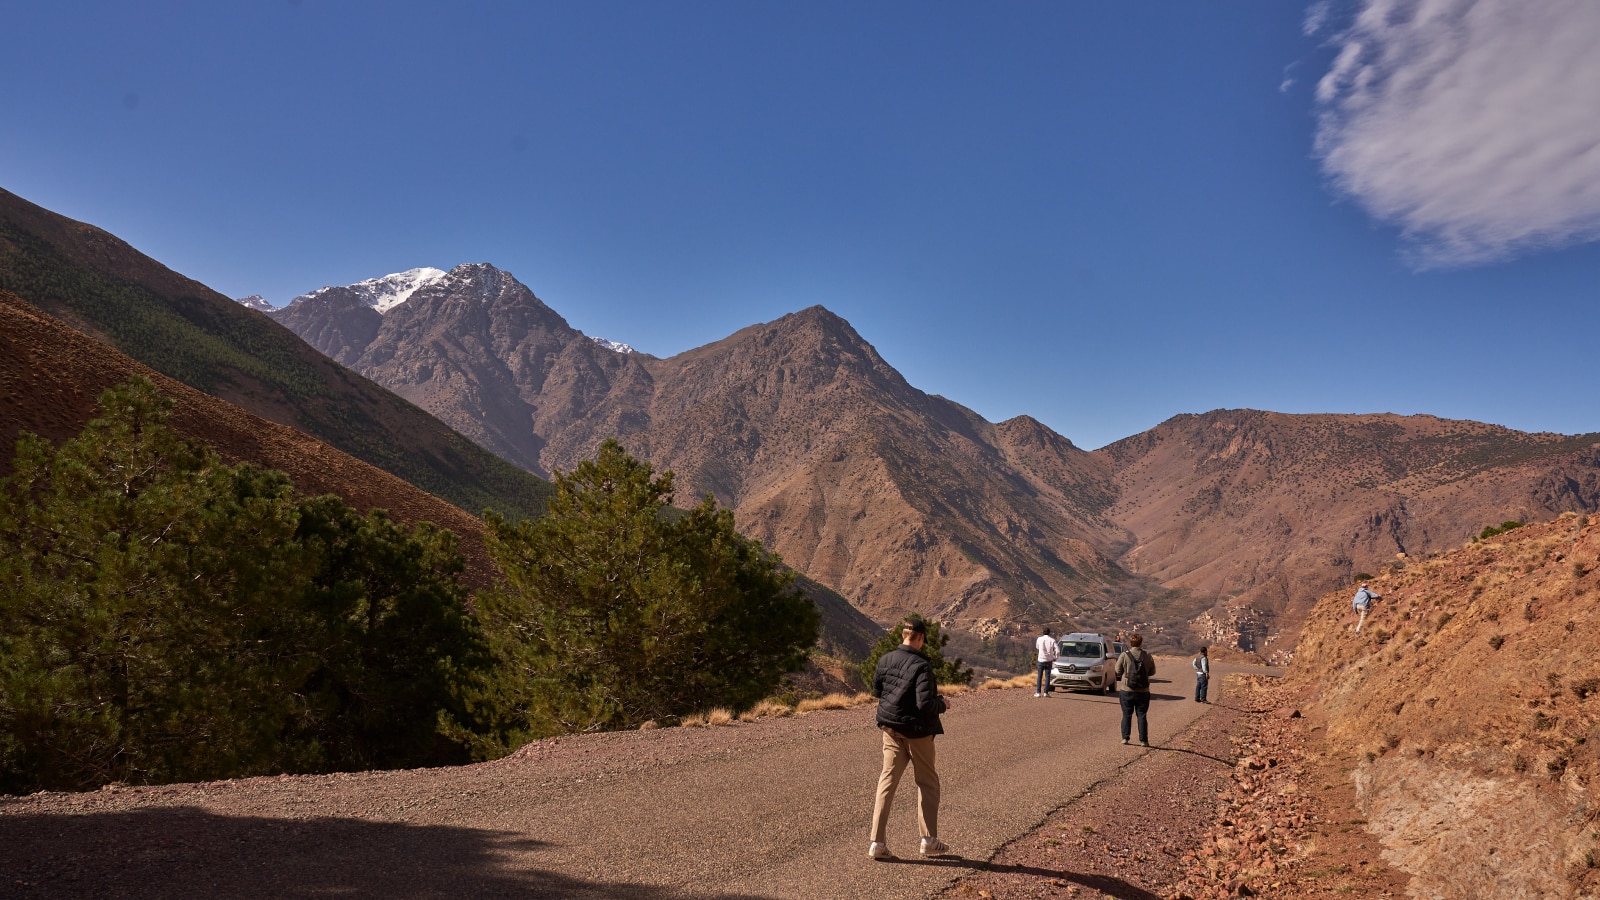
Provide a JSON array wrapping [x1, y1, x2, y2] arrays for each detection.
[[0, 660, 1281, 899]]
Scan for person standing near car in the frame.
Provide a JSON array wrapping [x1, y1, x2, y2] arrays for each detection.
[[1034, 626, 1059, 698], [1116, 633, 1157, 746], [1352, 583, 1381, 633], [1192, 645, 1210, 703], [868, 617, 952, 860]]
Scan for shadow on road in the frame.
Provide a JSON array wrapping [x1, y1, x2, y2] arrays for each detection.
[[1148, 744, 1233, 766], [0, 806, 767, 899], [881, 856, 1160, 899]]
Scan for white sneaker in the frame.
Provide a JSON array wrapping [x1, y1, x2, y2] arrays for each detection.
[[920, 837, 951, 857], [867, 841, 894, 860], [1033, 692, 1041, 698]]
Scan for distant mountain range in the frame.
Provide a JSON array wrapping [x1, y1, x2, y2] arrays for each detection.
[[269, 265, 1600, 656], [5, 181, 1595, 658]]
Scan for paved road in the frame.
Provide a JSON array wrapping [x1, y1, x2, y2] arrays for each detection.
[[0, 661, 1280, 899]]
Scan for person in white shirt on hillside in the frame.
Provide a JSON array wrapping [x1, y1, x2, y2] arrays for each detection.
[[1192, 645, 1210, 703], [1034, 626, 1059, 698]]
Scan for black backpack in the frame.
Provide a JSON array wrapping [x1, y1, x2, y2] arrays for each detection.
[[1125, 651, 1149, 690]]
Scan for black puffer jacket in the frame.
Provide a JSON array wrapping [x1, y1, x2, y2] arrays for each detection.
[[874, 646, 947, 737]]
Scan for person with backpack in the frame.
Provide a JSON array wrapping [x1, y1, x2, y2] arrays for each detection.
[[1191, 645, 1210, 703], [1034, 626, 1059, 698], [1352, 582, 1381, 633], [1115, 633, 1157, 746], [867, 617, 952, 860]]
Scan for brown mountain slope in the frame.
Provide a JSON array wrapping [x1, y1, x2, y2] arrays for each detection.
[[0, 289, 494, 583], [1, 288, 882, 659], [1099, 409, 1600, 659], [0, 187, 549, 522], [274, 268, 1135, 631], [1286, 513, 1600, 898]]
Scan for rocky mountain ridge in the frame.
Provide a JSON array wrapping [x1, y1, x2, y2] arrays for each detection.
[[272, 267, 1134, 629], [270, 265, 1600, 648]]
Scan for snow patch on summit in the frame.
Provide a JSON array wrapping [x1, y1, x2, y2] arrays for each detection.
[[234, 294, 275, 312], [290, 267, 447, 313], [590, 336, 636, 355], [351, 267, 448, 313]]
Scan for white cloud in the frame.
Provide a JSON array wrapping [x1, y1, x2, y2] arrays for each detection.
[[1313, 0, 1600, 267], [1303, 1, 1333, 37]]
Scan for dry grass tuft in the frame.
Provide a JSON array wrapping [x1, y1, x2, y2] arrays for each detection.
[[680, 712, 709, 728], [639, 720, 659, 730], [795, 692, 874, 714], [980, 674, 1036, 690], [938, 683, 972, 696], [706, 708, 735, 727], [738, 699, 795, 722]]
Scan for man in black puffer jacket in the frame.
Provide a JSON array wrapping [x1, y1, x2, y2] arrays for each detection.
[[867, 617, 952, 860]]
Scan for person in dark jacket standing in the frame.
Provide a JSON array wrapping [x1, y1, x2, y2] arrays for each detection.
[[1115, 633, 1157, 746], [868, 617, 951, 860]]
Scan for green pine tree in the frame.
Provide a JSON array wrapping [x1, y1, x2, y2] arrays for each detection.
[[0, 378, 308, 791], [0, 377, 483, 792], [469, 440, 817, 749], [280, 496, 482, 772], [859, 617, 974, 689]]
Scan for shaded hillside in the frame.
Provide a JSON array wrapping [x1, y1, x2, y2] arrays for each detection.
[[1098, 410, 1600, 659], [0, 188, 550, 522], [1287, 513, 1600, 898], [274, 266, 1136, 631], [0, 289, 495, 584]]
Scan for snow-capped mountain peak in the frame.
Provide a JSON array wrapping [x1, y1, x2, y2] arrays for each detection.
[[234, 294, 275, 312], [348, 267, 448, 313], [590, 336, 636, 355], [289, 267, 448, 314]]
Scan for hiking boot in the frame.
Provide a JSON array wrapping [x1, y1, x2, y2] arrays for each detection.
[[1141, 740, 1150, 747], [867, 842, 894, 860], [920, 837, 951, 857], [1120, 737, 1130, 745]]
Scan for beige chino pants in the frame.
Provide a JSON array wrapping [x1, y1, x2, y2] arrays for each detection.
[[869, 727, 940, 843]]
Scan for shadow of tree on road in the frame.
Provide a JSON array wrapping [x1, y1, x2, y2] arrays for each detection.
[[0, 806, 766, 899], [882, 856, 1161, 899]]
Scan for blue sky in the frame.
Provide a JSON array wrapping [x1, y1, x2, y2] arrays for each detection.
[[3, 1, 1597, 449]]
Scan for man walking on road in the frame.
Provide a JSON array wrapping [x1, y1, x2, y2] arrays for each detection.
[[1116, 633, 1156, 746], [1034, 626, 1059, 697], [868, 618, 952, 860], [1352, 583, 1381, 633]]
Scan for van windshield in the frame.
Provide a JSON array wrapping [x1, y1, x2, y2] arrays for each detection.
[[1058, 641, 1103, 658]]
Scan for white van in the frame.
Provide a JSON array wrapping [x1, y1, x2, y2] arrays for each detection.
[[1048, 633, 1117, 694]]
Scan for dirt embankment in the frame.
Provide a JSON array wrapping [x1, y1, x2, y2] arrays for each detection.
[[1289, 512, 1600, 899]]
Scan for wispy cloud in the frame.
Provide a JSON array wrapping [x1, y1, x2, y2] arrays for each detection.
[[1313, 0, 1600, 267]]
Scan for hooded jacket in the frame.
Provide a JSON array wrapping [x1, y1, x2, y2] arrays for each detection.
[[873, 645, 947, 737]]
